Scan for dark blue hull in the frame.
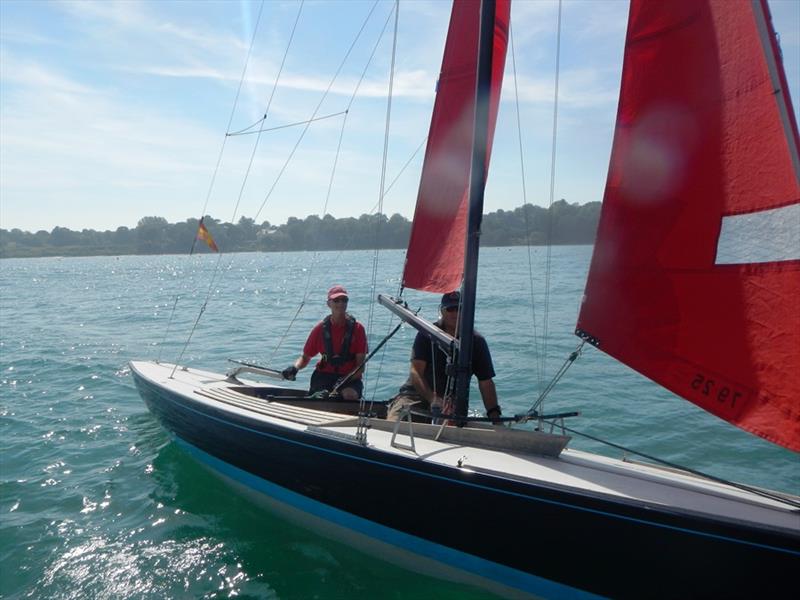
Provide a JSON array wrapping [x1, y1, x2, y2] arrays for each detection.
[[132, 365, 800, 599]]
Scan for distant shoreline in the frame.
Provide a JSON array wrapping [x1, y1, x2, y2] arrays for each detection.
[[1, 201, 600, 259], [0, 241, 594, 260]]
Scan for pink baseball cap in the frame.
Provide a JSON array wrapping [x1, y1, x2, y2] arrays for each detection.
[[327, 285, 349, 300]]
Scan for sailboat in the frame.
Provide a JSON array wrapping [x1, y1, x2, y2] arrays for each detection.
[[130, 0, 800, 597]]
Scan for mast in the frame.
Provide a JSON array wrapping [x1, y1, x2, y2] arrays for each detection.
[[454, 0, 496, 420]]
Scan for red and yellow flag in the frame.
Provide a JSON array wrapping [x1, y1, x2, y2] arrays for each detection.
[[196, 219, 219, 252]]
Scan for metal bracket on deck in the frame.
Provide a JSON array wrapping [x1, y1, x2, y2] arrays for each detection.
[[306, 426, 367, 446], [225, 359, 284, 382], [390, 408, 417, 453]]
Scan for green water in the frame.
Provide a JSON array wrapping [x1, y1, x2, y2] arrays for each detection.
[[1, 247, 797, 598]]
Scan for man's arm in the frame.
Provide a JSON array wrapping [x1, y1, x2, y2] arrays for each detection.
[[409, 359, 438, 404], [283, 325, 319, 379], [297, 323, 323, 370], [351, 353, 366, 379], [478, 378, 501, 423], [294, 354, 311, 370]]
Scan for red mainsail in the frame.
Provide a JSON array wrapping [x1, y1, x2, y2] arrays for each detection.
[[577, 0, 800, 451], [402, 0, 510, 293]]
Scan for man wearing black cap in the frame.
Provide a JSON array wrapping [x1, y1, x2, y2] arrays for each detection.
[[387, 290, 502, 423]]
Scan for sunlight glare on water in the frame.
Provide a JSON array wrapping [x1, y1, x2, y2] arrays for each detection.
[[1, 248, 797, 598]]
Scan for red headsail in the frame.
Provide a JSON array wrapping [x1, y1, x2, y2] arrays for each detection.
[[577, 0, 800, 451], [402, 0, 510, 292]]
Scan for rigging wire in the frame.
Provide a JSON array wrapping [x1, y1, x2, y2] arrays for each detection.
[[226, 111, 349, 136], [196, 0, 268, 247], [265, 1, 398, 365], [277, 126, 425, 401], [281, 131, 425, 282], [306, 130, 426, 401], [524, 341, 584, 416], [265, 110, 352, 367], [367, 0, 399, 345], [234, 1, 389, 371], [173, 0, 390, 372], [228, 0, 306, 231], [249, 0, 383, 226], [170, 0, 305, 375], [509, 22, 543, 392], [157, 0, 266, 363], [384, 135, 427, 198], [539, 0, 563, 405], [156, 294, 181, 363], [364, 0, 400, 407]]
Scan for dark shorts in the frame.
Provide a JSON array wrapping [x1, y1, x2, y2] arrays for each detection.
[[309, 369, 363, 398]]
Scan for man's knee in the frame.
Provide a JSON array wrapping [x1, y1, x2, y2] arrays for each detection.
[[340, 387, 359, 400], [386, 395, 420, 421]]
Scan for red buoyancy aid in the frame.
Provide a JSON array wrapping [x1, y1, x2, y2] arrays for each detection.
[[320, 314, 356, 373]]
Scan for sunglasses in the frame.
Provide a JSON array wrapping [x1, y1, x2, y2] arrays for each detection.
[[330, 297, 349, 304], [444, 306, 459, 313]]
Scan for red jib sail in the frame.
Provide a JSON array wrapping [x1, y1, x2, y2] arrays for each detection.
[[402, 0, 510, 293], [577, 0, 800, 451]]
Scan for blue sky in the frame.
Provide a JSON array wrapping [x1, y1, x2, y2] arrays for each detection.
[[1, 0, 798, 233]]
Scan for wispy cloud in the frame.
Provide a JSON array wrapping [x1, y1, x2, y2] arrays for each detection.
[[1, 51, 225, 230], [57, 0, 248, 52], [1, 0, 797, 232]]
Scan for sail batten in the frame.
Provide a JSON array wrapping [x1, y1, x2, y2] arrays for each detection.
[[577, 0, 800, 452], [401, 0, 510, 293]]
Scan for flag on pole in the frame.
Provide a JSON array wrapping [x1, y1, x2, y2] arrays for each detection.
[[196, 218, 219, 252]]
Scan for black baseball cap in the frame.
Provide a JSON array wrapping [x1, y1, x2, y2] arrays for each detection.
[[440, 290, 460, 309]]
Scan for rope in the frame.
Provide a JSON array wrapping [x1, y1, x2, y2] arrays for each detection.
[[551, 422, 800, 509]]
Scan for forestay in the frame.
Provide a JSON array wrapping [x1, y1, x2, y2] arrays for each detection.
[[576, 0, 800, 451]]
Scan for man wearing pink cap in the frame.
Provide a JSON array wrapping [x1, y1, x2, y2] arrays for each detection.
[[282, 285, 368, 399]]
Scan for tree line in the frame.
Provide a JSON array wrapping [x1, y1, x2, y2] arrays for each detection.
[[0, 200, 600, 258]]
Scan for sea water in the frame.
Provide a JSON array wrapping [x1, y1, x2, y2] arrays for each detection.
[[1, 246, 797, 599]]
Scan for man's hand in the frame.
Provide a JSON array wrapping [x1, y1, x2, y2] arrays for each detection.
[[282, 366, 298, 381]]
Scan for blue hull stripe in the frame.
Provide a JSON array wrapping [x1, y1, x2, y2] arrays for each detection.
[[163, 388, 799, 558], [175, 437, 601, 599]]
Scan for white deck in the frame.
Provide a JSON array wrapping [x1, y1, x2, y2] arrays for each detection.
[[132, 360, 800, 533]]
